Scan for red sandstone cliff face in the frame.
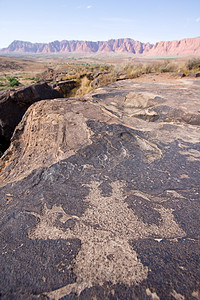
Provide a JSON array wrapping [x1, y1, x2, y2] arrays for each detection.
[[147, 37, 200, 56], [0, 37, 200, 56], [0, 39, 153, 54]]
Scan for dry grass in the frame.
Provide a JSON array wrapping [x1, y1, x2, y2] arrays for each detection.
[[98, 72, 117, 87], [118, 60, 179, 79], [185, 58, 200, 71], [73, 76, 93, 97]]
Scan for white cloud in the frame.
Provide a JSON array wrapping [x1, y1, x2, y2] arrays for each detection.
[[87, 5, 92, 9], [196, 17, 200, 23]]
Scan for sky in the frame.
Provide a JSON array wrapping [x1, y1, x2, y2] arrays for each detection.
[[0, 0, 200, 48]]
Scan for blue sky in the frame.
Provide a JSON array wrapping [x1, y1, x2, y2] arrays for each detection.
[[0, 0, 200, 48]]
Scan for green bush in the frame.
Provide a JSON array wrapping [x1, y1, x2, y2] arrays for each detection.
[[7, 77, 20, 87]]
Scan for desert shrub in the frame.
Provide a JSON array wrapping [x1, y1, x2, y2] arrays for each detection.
[[70, 87, 78, 97], [74, 76, 92, 97], [7, 77, 20, 87], [121, 63, 144, 78], [30, 76, 39, 81], [103, 64, 111, 71], [98, 72, 118, 86], [185, 58, 200, 71], [143, 64, 154, 74], [157, 60, 178, 73], [114, 60, 179, 80], [150, 63, 164, 73]]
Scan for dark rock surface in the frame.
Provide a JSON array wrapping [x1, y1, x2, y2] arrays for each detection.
[[188, 72, 200, 78], [0, 83, 61, 144], [52, 80, 77, 96], [0, 81, 78, 155], [170, 72, 186, 78], [0, 77, 200, 299]]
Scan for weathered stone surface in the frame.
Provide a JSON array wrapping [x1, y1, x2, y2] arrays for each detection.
[[80, 72, 103, 81], [40, 68, 55, 82], [52, 80, 77, 96], [116, 74, 129, 81], [88, 79, 200, 126], [170, 72, 186, 78], [91, 78, 99, 88], [189, 72, 200, 78], [0, 77, 199, 299], [0, 83, 61, 154]]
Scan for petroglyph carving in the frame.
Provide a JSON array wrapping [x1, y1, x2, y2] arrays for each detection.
[[28, 181, 185, 298]]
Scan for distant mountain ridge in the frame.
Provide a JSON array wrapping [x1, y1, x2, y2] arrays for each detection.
[[0, 39, 153, 54], [1, 37, 200, 56]]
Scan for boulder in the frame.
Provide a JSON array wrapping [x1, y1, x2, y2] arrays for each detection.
[[116, 74, 129, 81], [188, 72, 200, 78], [170, 72, 186, 78], [0, 77, 200, 299]]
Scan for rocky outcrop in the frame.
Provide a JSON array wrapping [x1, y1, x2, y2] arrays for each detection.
[[188, 72, 200, 78], [0, 80, 81, 155], [40, 68, 55, 82], [51, 80, 77, 96], [0, 77, 200, 299], [0, 83, 61, 154], [1, 37, 200, 56]]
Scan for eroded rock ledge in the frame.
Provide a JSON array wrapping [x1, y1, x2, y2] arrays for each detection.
[[0, 81, 77, 156], [0, 78, 200, 299]]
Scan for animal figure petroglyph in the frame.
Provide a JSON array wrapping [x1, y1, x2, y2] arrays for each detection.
[[27, 181, 185, 299]]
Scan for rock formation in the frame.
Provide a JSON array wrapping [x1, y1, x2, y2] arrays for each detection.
[[0, 38, 153, 54], [51, 80, 77, 96], [147, 36, 200, 56], [0, 76, 200, 299], [1, 37, 200, 56], [0, 81, 77, 155]]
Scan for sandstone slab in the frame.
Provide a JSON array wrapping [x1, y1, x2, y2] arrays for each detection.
[[0, 78, 199, 299], [0, 83, 61, 148]]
